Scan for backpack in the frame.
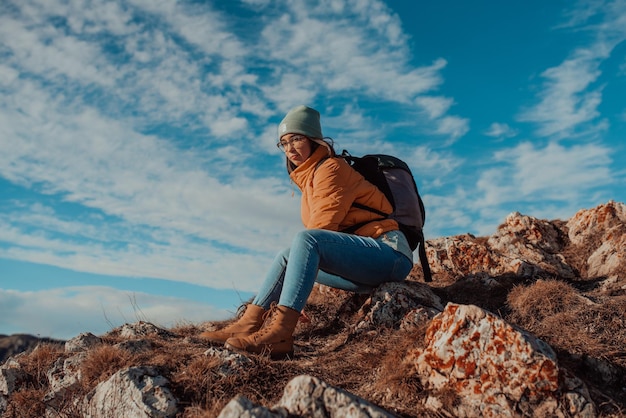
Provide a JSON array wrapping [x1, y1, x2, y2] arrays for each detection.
[[338, 150, 432, 282]]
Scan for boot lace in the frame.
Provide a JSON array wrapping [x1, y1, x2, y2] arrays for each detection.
[[252, 303, 279, 341]]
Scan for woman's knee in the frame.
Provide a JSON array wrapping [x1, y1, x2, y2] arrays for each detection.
[[273, 247, 290, 263]]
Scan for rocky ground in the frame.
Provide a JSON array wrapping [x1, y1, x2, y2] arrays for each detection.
[[1, 201, 625, 417]]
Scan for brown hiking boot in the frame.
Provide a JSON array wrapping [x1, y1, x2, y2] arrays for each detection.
[[225, 304, 300, 360], [199, 304, 266, 345]]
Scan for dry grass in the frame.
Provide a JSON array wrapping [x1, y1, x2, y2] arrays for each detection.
[[507, 280, 626, 363], [507, 279, 626, 416], [79, 344, 136, 388], [365, 329, 431, 417], [17, 343, 63, 389], [5, 388, 48, 418], [4, 344, 63, 417]]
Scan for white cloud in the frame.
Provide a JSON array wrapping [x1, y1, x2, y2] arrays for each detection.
[[415, 96, 454, 120], [0, 81, 300, 236], [0, 10, 117, 87], [406, 146, 461, 177], [484, 122, 518, 139], [434, 116, 470, 142], [0, 218, 277, 291], [0, 64, 20, 85]]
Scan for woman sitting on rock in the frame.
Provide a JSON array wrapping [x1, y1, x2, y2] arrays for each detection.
[[200, 105, 414, 359]]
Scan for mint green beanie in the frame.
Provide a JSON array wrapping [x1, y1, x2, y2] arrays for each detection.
[[278, 105, 323, 139]]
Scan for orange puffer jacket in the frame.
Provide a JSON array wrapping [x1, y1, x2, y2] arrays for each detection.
[[289, 146, 399, 238]]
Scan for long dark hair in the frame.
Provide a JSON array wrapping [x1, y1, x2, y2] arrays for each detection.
[[286, 137, 337, 174]]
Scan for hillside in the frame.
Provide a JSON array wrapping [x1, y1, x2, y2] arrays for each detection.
[[1, 201, 625, 417], [0, 335, 63, 365]]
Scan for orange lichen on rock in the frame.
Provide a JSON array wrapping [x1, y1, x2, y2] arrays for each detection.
[[413, 303, 561, 416]]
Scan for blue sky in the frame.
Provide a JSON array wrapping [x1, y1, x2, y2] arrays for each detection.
[[1, 0, 624, 340]]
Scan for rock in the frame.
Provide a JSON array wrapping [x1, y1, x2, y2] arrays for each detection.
[[354, 281, 443, 333], [83, 366, 178, 418], [278, 375, 396, 418], [567, 201, 626, 246], [399, 306, 441, 332], [45, 353, 85, 406], [218, 375, 397, 417], [204, 347, 253, 377], [426, 212, 578, 280], [217, 395, 286, 418], [118, 322, 175, 339], [586, 239, 626, 278], [427, 234, 503, 277], [0, 358, 25, 396], [115, 339, 153, 353], [488, 212, 575, 278], [410, 303, 595, 417], [493, 211, 565, 253], [65, 333, 102, 353], [560, 370, 597, 418], [566, 201, 626, 279]]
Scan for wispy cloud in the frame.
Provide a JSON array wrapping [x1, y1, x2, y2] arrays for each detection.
[[519, 0, 626, 138], [518, 49, 605, 138], [256, 3, 447, 110]]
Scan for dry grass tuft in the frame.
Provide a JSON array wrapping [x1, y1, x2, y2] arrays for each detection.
[[79, 344, 136, 388], [17, 343, 64, 389], [507, 280, 626, 363], [508, 279, 585, 325], [5, 388, 48, 417], [169, 354, 225, 414]]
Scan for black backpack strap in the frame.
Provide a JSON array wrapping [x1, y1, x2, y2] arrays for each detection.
[[352, 202, 389, 217], [416, 230, 432, 282]]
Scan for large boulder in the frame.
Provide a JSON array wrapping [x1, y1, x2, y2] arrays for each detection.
[[409, 303, 595, 417]]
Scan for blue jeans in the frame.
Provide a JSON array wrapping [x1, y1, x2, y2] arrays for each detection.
[[253, 229, 413, 312]]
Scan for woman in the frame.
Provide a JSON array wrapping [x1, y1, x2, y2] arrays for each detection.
[[200, 105, 414, 359]]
